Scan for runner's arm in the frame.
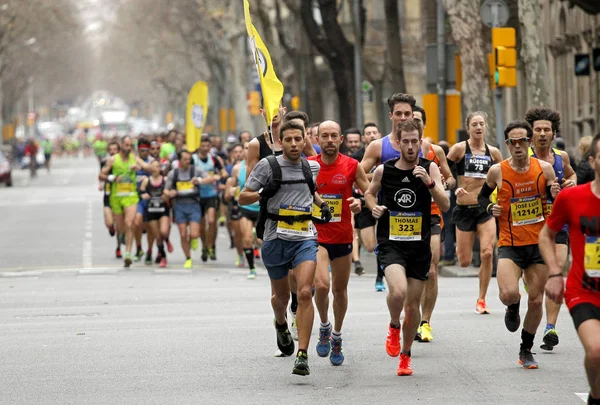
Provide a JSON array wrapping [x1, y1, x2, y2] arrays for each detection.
[[224, 165, 240, 201], [303, 135, 317, 157], [427, 162, 450, 212], [446, 142, 464, 163], [489, 146, 504, 164], [354, 163, 370, 194], [99, 156, 115, 180], [433, 145, 455, 189], [540, 161, 559, 199], [477, 164, 501, 217], [245, 138, 260, 181], [364, 165, 383, 212], [239, 160, 268, 205], [360, 140, 381, 181], [135, 156, 153, 173], [560, 151, 577, 187]]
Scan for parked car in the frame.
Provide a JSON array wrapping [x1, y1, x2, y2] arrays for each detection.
[[0, 151, 12, 186]]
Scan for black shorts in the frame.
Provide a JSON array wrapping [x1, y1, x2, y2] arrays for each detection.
[[103, 195, 110, 208], [376, 241, 431, 281], [452, 204, 493, 232], [147, 210, 168, 222], [228, 202, 241, 221], [498, 245, 544, 269], [556, 229, 569, 246], [570, 302, 600, 331], [240, 208, 259, 222], [354, 207, 376, 230], [200, 196, 220, 215], [319, 242, 353, 261]]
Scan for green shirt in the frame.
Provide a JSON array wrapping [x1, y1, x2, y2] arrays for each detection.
[[112, 153, 137, 197], [160, 142, 176, 159], [93, 140, 108, 157], [41, 140, 53, 154]]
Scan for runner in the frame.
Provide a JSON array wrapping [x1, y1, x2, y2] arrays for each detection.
[[99, 136, 153, 267], [365, 119, 449, 376], [478, 120, 559, 369], [93, 135, 108, 163], [224, 143, 244, 251], [447, 111, 503, 314], [342, 127, 361, 156], [194, 135, 225, 261], [139, 160, 170, 268], [165, 150, 215, 269], [160, 130, 177, 160], [99, 141, 121, 257], [40, 137, 52, 172], [524, 107, 577, 350], [309, 120, 369, 366], [134, 138, 154, 264], [540, 133, 600, 404], [239, 120, 330, 376], [225, 141, 261, 279]]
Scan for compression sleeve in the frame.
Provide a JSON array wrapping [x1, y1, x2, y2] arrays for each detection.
[[477, 181, 494, 210]]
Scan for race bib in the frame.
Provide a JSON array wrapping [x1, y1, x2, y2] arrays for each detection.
[[464, 154, 492, 178], [312, 194, 342, 223], [584, 236, 600, 278], [276, 205, 313, 237], [148, 196, 165, 213], [389, 211, 422, 241], [115, 182, 134, 197], [176, 181, 194, 195], [510, 195, 543, 226]]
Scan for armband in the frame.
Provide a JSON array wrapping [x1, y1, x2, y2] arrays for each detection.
[[107, 174, 115, 183]]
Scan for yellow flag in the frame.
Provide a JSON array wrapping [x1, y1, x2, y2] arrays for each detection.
[[243, 0, 284, 125], [186, 81, 209, 152]]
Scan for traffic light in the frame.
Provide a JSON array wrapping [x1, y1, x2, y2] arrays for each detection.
[[291, 96, 300, 111], [492, 27, 517, 87]]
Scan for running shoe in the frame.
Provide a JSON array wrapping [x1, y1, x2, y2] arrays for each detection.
[[236, 255, 244, 268], [289, 309, 298, 341], [418, 322, 433, 342], [518, 349, 539, 369], [439, 259, 456, 266], [218, 216, 226, 226], [144, 251, 152, 265], [159, 257, 167, 268], [134, 248, 143, 262], [201, 248, 208, 262], [505, 301, 521, 332], [184, 259, 193, 269], [385, 323, 401, 357], [292, 351, 310, 376], [247, 269, 256, 280], [541, 327, 559, 350], [166, 240, 174, 253], [209, 248, 216, 261], [254, 248, 260, 259], [475, 299, 490, 314], [124, 253, 132, 268], [354, 260, 365, 276], [397, 353, 413, 376], [108, 224, 115, 237], [275, 321, 295, 357], [190, 238, 198, 251], [330, 337, 344, 366], [115, 247, 122, 259], [316, 324, 332, 357], [155, 252, 162, 264], [375, 278, 386, 292]]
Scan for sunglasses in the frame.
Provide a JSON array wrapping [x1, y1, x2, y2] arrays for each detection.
[[505, 137, 530, 146]]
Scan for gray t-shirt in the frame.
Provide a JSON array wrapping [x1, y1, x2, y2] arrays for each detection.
[[165, 165, 207, 204], [246, 156, 320, 242]]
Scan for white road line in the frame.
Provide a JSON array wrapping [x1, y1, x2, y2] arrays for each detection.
[[82, 201, 93, 269], [575, 393, 588, 402]]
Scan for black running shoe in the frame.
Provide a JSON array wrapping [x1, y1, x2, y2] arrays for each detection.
[[209, 247, 216, 261], [145, 251, 152, 265], [504, 302, 521, 332], [201, 248, 208, 262], [275, 322, 295, 357], [518, 349, 539, 369], [292, 351, 310, 376]]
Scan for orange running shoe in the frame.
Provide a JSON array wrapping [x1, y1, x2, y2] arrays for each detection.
[[397, 353, 413, 376], [385, 323, 401, 357], [475, 299, 490, 314]]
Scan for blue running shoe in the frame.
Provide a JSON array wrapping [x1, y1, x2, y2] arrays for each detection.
[[316, 324, 332, 357], [375, 279, 386, 292], [330, 337, 344, 366]]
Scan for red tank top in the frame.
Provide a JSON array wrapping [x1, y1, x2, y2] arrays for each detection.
[[308, 154, 358, 244]]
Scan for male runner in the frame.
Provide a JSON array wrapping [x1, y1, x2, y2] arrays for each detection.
[[160, 130, 177, 160], [239, 120, 330, 376], [365, 119, 449, 376], [342, 128, 361, 156], [93, 135, 108, 163], [524, 107, 577, 350], [478, 120, 559, 369], [99, 136, 153, 267], [540, 133, 600, 404], [134, 138, 154, 264], [165, 150, 215, 269], [194, 135, 225, 261], [447, 111, 503, 314], [100, 141, 121, 257], [309, 120, 369, 366]]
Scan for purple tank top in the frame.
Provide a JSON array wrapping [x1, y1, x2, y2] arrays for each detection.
[[381, 136, 423, 164]]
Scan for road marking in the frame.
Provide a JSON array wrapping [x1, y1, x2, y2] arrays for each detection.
[[576, 393, 588, 402], [82, 201, 93, 268]]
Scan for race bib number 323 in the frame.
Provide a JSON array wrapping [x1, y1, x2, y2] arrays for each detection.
[[389, 211, 422, 241]]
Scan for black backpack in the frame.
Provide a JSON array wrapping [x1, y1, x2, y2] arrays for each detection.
[[255, 155, 316, 239]]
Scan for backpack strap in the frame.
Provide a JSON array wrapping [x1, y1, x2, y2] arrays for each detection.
[[300, 158, 315, 196], [266, 155, 282, 183], [173, 168, 179, 185]]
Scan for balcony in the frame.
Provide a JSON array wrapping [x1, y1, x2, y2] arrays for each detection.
[[562, 0, 600, 14]]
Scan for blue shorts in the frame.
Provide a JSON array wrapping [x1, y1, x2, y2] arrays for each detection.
[[261, 239, 318, 280], [137, 199, 149, 222], [173, 202, 201, 225]]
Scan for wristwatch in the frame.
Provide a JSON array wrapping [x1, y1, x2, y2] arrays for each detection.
[[427, 180, 436, 190], [258, 187, 264, 196]]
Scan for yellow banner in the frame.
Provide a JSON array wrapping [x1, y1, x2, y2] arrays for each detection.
[[243, 0, 284, 125], [186, 81, 209, 152]]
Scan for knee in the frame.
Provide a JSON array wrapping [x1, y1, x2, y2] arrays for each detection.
[[586, 343, 600, 366], [388, 289, 406, 305], [457, 253, 471, 268], [428, 265, 438, 280], [297, 288, 313, 304], [331, 284, 347, 299], [242, 237, 253, 248], [315, 279, 330, 297], [364, 243, 375, 253], [527, 293, 543, 310], [125, 218, 135, 229], [499, 289, 519, 306], [272, 292, 289, 309], [480, 247, 494, 263], [190, 230, 199, 239]]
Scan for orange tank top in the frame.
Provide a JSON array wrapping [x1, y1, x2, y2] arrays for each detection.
[[497, 157, 547, 247], [426, 148, 443, 226]]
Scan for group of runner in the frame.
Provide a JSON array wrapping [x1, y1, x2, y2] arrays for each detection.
[[93, 94, 600, 403]]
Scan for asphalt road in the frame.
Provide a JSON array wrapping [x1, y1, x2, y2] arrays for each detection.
[[0, 156, 591, 404]]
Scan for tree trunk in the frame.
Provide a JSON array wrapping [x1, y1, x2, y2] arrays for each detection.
[[442, 0, 495, 143], [384, 0, 407, 93], [518, 0, 549, 106]]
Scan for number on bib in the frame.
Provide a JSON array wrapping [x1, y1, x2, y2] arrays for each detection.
[[389, 211, 422, 241], [116, 182, 134, 196], [510, 195, 544, 226], [584, 236, 600, 278], [312, 194, 342, 222]]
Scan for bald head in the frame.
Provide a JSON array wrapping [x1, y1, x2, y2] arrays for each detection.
[[317, 120, 343, 157], [318, 120, 342, 135]]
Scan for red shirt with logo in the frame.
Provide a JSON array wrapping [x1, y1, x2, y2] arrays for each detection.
[[546, 183, 600, 310], [308, 153, 358, 244]]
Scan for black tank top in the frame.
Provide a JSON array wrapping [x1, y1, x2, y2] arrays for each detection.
[[457, 141, 493, 178], [376, 158, 433, 248], [257, 133, 283, 159], [146, 177, 166, 213]]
